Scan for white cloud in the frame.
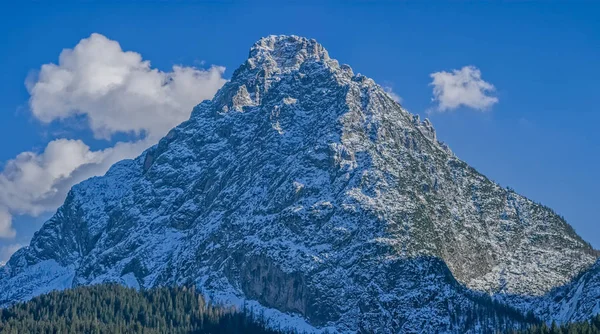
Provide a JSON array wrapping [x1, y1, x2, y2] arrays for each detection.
[[27, 33, 227, 140], [0, 210, 16, 239], [430, 65, 498, 112], [0, 139, 151, 238], [0, 33, 228, 238], [0, 243, 24, 265], [383, 86, 402, 104]]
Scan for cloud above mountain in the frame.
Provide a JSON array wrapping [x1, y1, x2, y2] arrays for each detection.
[[0, 243, 23, 265], [430, 66, 498, 111], [27, 33, 226, 140], [0, 138, 151, 239], [0, 33, 227, 239], [383, 86, 402, 104]]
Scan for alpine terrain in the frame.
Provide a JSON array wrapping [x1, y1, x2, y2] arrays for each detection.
[[1, 35, 599, 333]]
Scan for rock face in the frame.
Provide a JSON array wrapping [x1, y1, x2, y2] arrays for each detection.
[[0, 35, 598, 332]]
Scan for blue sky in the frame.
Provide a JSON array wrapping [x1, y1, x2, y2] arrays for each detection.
[[0, 1, 598, 259]]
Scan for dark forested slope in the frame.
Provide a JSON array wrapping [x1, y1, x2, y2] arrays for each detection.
[[0, 284, 286, 334], [6, 283, 600, 333], [516, 315, 600, 334]]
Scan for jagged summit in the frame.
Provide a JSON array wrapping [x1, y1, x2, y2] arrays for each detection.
[[0, 36, 599, 333], [214, 35, 354, 113], [249, 35, 332, 72], [212, 35, 440, 149]]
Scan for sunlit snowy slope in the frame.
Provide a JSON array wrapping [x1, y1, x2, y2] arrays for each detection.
[[1, 36, 598, 333]]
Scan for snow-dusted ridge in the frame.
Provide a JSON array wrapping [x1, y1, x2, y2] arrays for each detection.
[[1, 35, 599, 332]]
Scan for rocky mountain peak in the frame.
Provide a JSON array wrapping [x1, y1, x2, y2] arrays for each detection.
[[249, 35, 331, 72], [0, 35, 599, 333], [213, 35, 353, 113]]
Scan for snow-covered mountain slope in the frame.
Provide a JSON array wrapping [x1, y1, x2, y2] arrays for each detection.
[[540, 261, 600, 323], [499, 259, 600, 325], [0, 35, 598, 332]]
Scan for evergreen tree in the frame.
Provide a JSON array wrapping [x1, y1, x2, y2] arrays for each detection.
[[0, 284, 291, 334]]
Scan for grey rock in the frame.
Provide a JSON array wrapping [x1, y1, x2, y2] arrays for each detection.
[[0, 35, 598, 332]]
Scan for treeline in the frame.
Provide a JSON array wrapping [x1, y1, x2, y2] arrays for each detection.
[[0, 284, 289, 334], [516, 315, 600, 334], [454, 293, 538, 332], [2, 283, 600, 333]]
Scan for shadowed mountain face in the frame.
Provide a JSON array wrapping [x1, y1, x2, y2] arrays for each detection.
[[0, 36, 598, 332]]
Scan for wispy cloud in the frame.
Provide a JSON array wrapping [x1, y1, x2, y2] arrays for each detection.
[[0, 243, 24, 265], [383, 86, 402, 104]]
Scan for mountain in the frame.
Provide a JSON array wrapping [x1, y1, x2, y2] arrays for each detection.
[[0, 35, 598, 332], [505, 260, 600, 325]]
